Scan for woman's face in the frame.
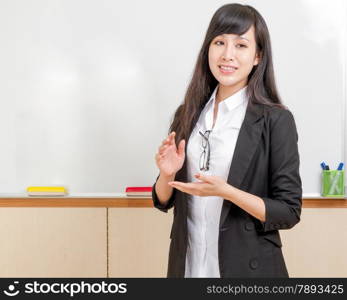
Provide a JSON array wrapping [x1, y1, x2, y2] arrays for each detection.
[[208, 25, 260, 89]]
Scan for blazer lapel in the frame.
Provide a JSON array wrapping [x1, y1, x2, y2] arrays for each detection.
[[219, 102, 265, 228]]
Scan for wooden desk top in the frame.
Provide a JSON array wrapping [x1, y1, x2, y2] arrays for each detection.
[[0, 197, 346, 208]]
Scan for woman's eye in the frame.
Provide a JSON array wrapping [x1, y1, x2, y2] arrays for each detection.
[[236, 44, 247, 48], [214, 41, 224, 45]]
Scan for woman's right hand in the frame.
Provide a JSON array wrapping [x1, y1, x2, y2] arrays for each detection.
[[155, 132, 185, 177]]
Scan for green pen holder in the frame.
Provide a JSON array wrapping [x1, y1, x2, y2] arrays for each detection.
[[322, 170, 345, 197]]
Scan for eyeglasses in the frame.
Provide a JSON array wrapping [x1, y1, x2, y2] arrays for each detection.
[[199, 130, 211, 171]]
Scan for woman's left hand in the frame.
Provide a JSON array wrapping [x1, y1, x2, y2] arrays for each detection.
[[168, 173, 230, 197]]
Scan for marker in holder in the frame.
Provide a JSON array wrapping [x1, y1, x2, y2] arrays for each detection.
[[322, 170, 345, 197]]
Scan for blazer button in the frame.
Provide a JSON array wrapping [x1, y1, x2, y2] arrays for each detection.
[[245, 222, 255, 231], [249, 258, 259, 270]]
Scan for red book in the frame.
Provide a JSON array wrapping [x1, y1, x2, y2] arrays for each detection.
[[125, 187, 152, 196]]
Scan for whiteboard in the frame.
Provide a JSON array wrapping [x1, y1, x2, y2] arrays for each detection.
[[0, 0, 346, 195]]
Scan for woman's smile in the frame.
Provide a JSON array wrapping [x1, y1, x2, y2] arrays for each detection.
[[219, 64, 238, 74]]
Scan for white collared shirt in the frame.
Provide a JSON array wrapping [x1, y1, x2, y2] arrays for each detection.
[[184, 85, 248, 277]]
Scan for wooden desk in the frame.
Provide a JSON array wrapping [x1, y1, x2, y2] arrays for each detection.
[[0, 197, 346, 208], [0, 196, 346, 277]]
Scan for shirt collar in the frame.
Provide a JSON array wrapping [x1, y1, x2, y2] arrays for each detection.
[[209, 85, 248, 112]]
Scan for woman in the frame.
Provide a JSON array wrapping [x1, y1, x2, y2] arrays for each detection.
[[152, 3, 302, 278]]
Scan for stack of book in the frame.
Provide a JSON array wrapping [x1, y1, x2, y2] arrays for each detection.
[[26, 186, 67, 196], [125, 187, 152, 197]]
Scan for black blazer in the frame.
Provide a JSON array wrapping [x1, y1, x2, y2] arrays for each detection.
[[152, 101, 302, 278]]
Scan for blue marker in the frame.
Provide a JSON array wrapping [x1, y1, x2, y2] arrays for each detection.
[[320, 162, 326, 170], [337, 162, 344, 170]]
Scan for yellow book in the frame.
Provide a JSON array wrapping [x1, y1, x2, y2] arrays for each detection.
[[26, 186, 67, 196]]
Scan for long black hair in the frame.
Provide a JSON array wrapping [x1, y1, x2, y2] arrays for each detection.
[[170, 3, 285, 144]]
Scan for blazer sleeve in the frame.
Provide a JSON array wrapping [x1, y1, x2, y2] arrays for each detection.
[[152, 174, 177, 213], [256, 109, 302, 233]]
